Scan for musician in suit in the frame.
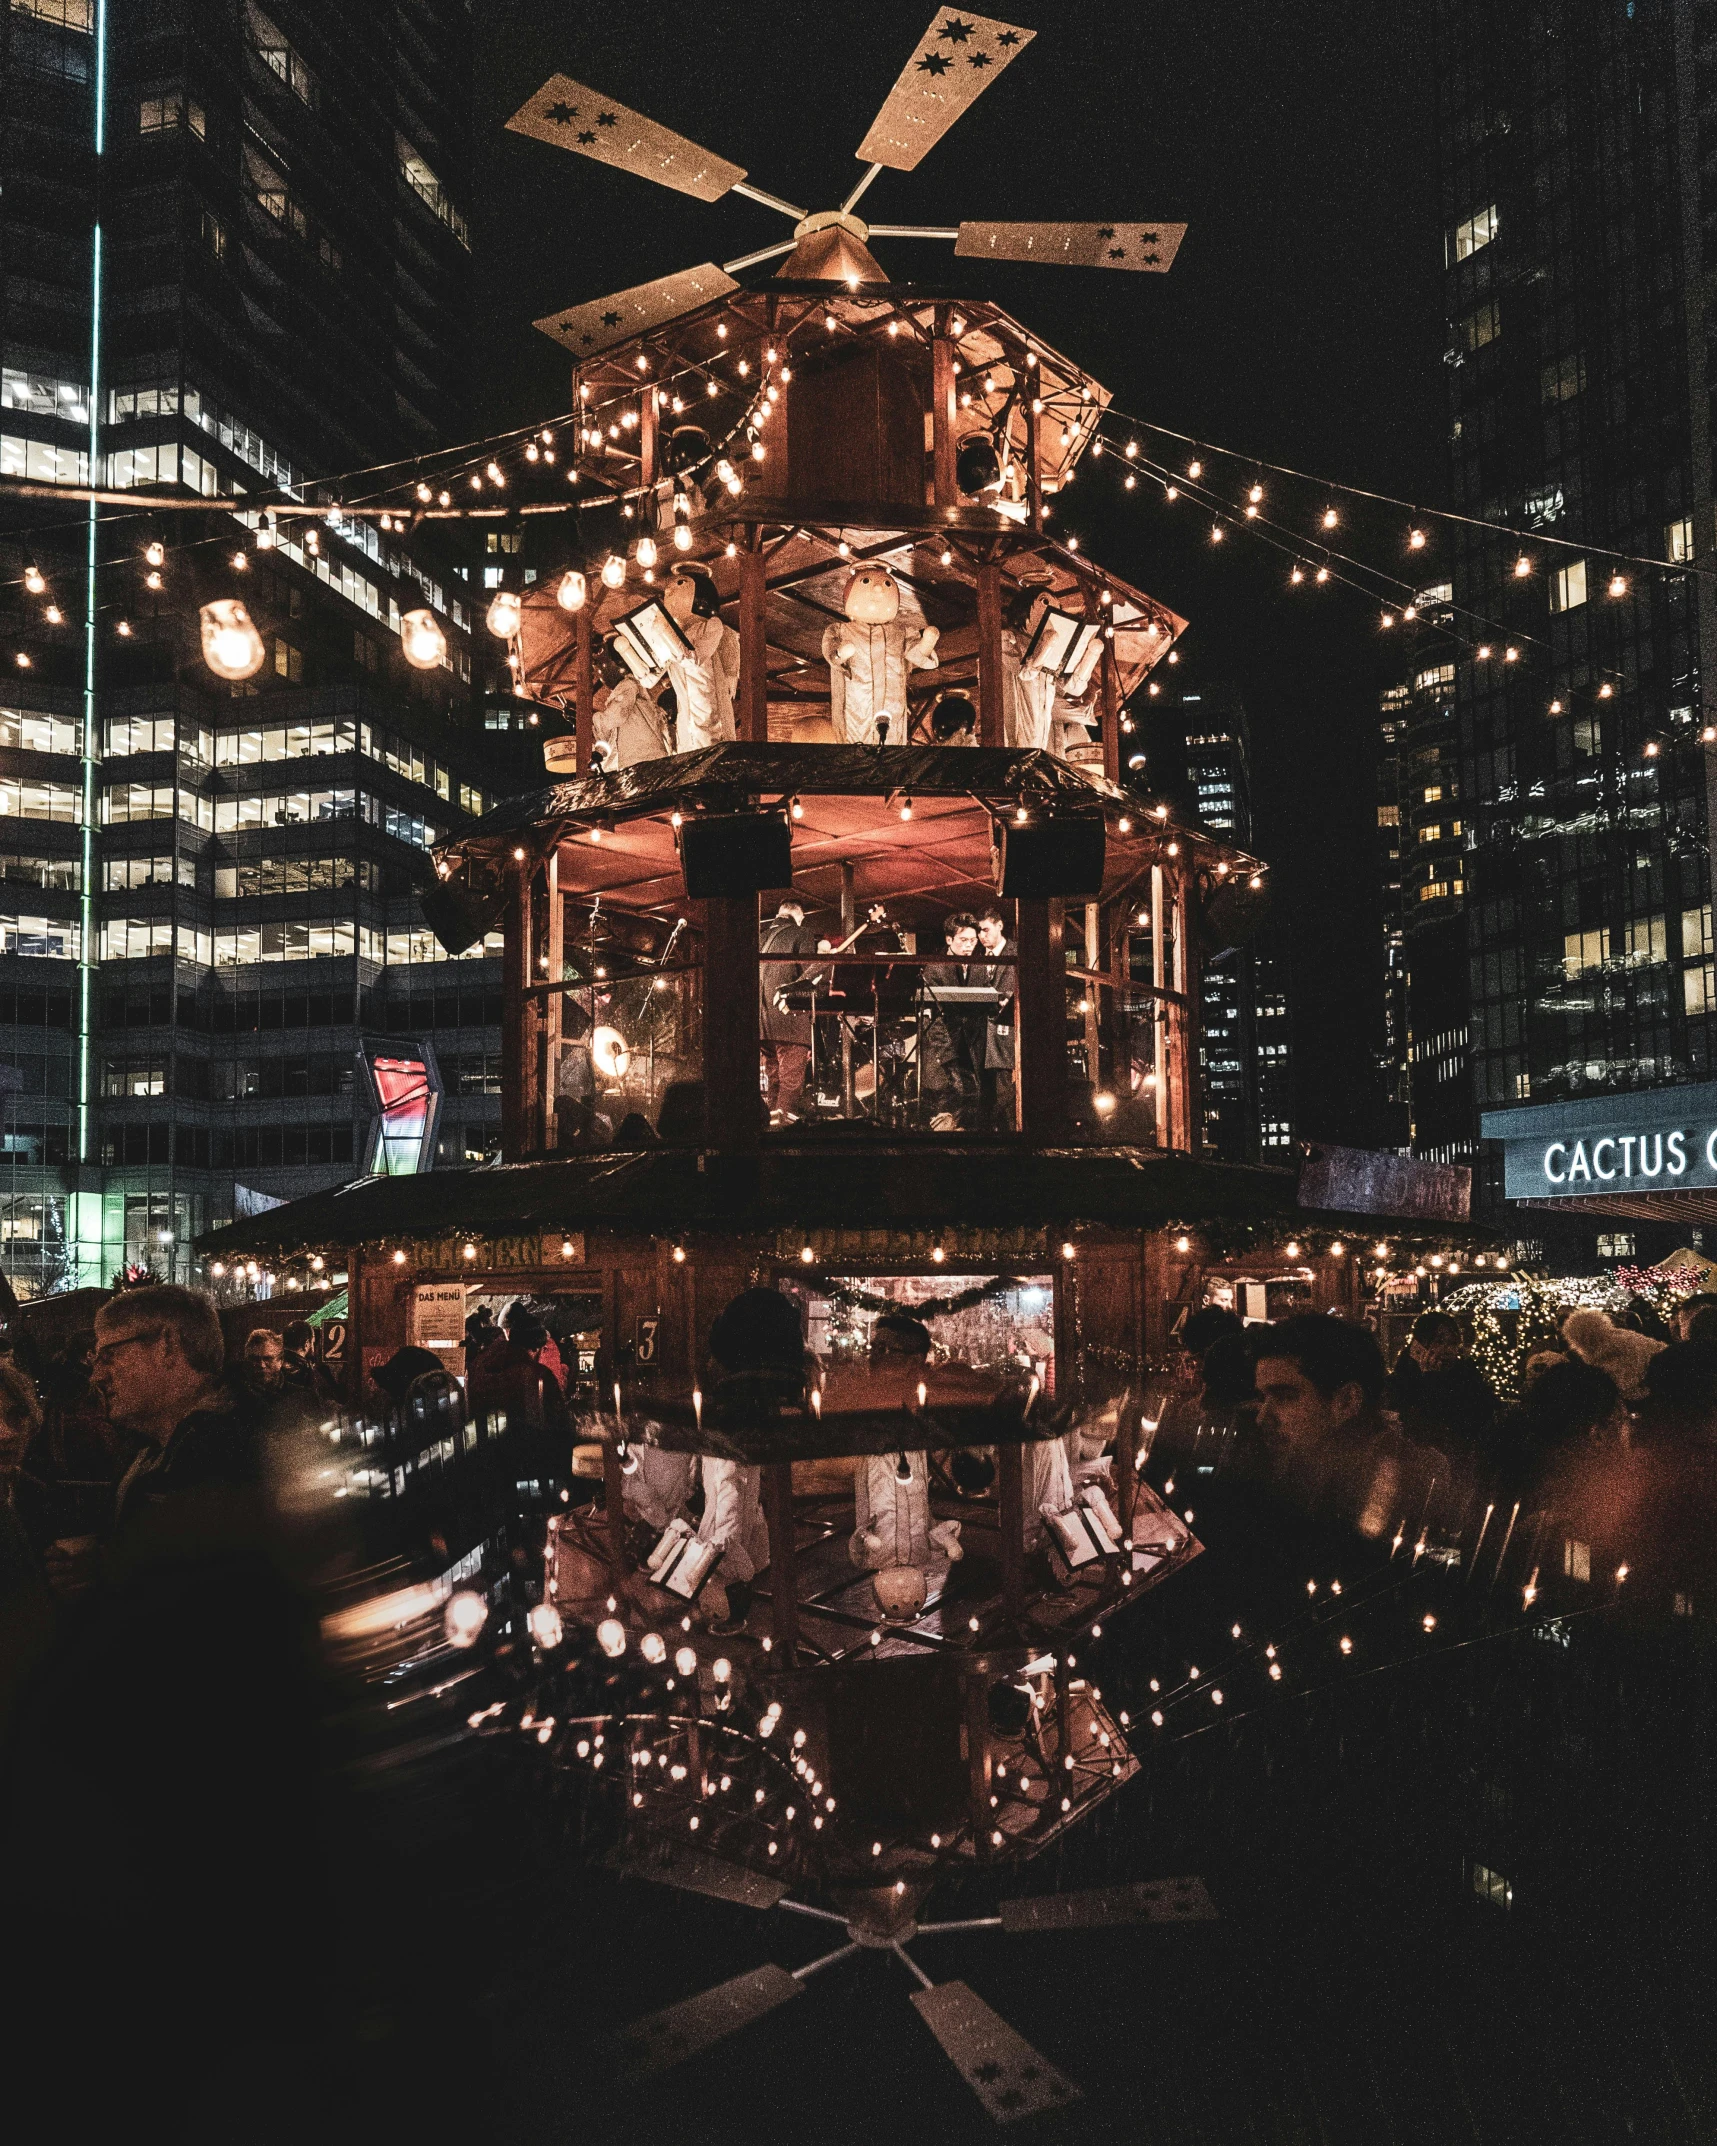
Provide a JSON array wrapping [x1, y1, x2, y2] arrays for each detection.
[[758, 897, 822, 1125], [922, 911, 984, 1129], [973, 904, 1016, 1133]]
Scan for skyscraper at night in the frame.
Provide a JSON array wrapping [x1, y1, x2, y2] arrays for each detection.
[[1433, 0, 1717, 1220], [0, 0, 515, 1295], [1178, 686, 1295, 1164]]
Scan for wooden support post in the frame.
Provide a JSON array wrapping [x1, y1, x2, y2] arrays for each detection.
[[976, 557, 1005, 748], [1014, 896, 1067, 1142], [574, 601, 594, 772], [763, 1462, 797, 1659], [501, 854, 536, 1160], [738, 541, 768, 742], [1023, 386, 1043, 533], [1115, 1412, 1139, 1542], [639, 382, 658, 493], [997, 1442, 1026, 1623], [701, 894, 760, 1148], [602, 1440, 629, 1578], [931, 310, 958, 508], [1082, 900, 1101, 1097], [541, 846, 564, 1149], [1151, 862, 1168, 1150], [1099, 630, 1122, 785]]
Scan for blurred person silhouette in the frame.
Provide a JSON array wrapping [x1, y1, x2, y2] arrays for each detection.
[[0, 1284, 330, 2124], [1673, 1291, 1717, 1342], [1254, 1315, 1450, 1541], [1387, 1310, 1496, 1472]]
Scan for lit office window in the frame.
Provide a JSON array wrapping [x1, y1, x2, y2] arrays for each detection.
[[1446, 205, 1498, 263], [1550, 559, 1587, 612]]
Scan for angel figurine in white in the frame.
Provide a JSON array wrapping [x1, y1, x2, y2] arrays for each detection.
[[821, 563, 939, 745], [662, 564, 740, 753]]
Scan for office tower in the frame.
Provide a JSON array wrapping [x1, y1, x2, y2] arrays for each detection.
[[1376, 680, 1411, 1141], [1179, 685, 1295, 1162], [0, 0, 519, 1295], [1433, 0, 1717, 1205], [1388, 581, 1475, 1163]]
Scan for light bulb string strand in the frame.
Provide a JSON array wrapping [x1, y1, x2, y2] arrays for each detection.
[[1097, 401, 1710, 584]]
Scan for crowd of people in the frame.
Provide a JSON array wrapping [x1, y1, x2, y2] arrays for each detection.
[[1163, 1292, 1717, 1614]]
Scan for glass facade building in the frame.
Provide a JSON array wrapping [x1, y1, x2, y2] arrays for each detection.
[[1430, 0, 1717, 1209], [1180, 688, 1295, 1164], [0, 0, 522, 1295]]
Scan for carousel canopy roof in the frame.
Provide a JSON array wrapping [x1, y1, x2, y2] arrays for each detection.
[[202, 1143, 1370, 1261], [438, 745, 1260, 926]]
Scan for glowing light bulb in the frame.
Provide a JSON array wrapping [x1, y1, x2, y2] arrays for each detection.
[[23, 564, 45, 594], [601, 553, 626, 588], [528, 1603, 564, 1651], [596, 1618, 626, 1658], [556, 568, 587, 612], [400, 608, 447, 670], [486, 590, 523, 638], [1188, 459, 1202, 478], [444, 1591, 488, 1648], [199, 599, 266, 681], [635, 536, 658, 570], [1409, 527, 1426, 549]]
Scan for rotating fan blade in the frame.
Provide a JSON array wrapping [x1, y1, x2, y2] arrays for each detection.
[[911, 1981, 1080, 2122], [616, 1964, 802, 2080], [616, 1840, 791, 1911], [507, 75, 747, 201], [534, 265, 740, 357], [956, 221, 1188, 272], [856, 12, 1036, 172], [996, 1875, 1218, 1932]]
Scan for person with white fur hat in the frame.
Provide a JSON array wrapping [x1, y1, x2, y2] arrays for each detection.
[[1560, 1308, 1665, 1402]]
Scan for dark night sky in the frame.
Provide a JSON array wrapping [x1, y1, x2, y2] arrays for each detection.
[[470, 1, 1446, 1146]]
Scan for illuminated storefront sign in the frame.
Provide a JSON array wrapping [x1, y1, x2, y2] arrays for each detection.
[[1481, 1081, 1717, 1200]]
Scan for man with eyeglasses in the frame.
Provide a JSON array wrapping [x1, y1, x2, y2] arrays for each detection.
[[83, 1286, 262, 1547]]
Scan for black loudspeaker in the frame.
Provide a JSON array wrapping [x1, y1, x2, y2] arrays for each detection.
[[419, 873, 506, 957], [680, 814, 793, 898], [996, 815, 1106, 898]]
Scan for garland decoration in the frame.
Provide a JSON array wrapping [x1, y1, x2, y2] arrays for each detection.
[[810, 1274, 1038, 1321]]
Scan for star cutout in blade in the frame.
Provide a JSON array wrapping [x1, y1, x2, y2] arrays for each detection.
[[974, 2064, 1002, 2084], [939, 16, 973, 39], [917, 49, 952, 73], [545, 101, 576, 124], [1097, 226, 1115, 239], [967, 49, 992, 66], [601, 310, 622, 326], [576, 129, 596, 143], [578, 331, 594, 345], [597, 111, 617, 126], [996, 26, 1020, 42], [1108, 246, 1126, 259]]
